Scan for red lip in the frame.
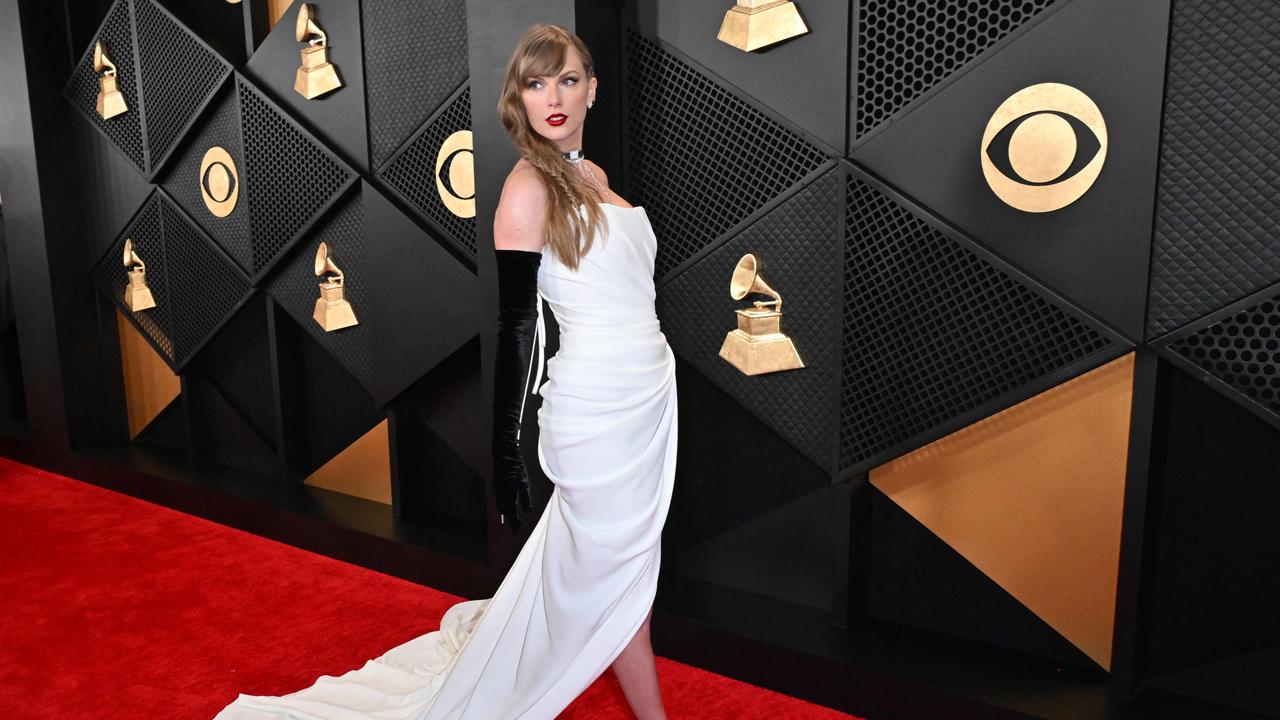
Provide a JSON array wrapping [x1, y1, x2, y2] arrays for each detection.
[[546, 113, 567, 126]]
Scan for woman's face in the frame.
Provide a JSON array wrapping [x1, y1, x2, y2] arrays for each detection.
[[521, 46, 597, 149]]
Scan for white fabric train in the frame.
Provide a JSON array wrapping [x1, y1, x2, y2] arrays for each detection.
[[213, 202, 678, 720]]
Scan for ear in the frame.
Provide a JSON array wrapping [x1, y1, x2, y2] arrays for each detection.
[[589, 76, 598, 101]]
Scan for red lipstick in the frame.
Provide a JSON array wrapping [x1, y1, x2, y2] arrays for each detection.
[[546, 113, 568, 126]]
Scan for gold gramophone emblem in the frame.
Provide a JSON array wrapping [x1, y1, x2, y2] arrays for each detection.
[[313, 241, 358, 331], [94, 40, 128, 119], [121, 238, 156, 312], [718, 253, 804, 375], [717, 0, 809, 52], [294, 3, 342, 100]]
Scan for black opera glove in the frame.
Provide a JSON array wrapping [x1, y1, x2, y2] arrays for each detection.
[[492, 249, 542, 535]]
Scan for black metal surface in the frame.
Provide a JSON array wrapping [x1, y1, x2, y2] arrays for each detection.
[[265, 185, 376, 392], [848, 0, 1169, 342], [235, 73, 357, 281], [363, 0, 469, 171], [623, 28, 830, 280], [62, 0, 147, 174], [837, 166, 1125, 475], [657, 163, 843, 471], [91, 191, 254, 371], [378, 83, 478, 257], [1146, 0, 1280, 339], [852, 0, 1059, 142]]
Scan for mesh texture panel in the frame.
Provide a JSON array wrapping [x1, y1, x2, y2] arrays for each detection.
[[854, 0, 1056, 139], [379, 85, 477, 256], [159, 198, 252, 364], [63, 0, 146, 172], [237, 76, 355, 277], [133, 0, 230, 173], [1146, 0, 1280, 338], [1168, 292, 1280, 421], [838, 173, 1114, 470], [362, 0, 469, 169], [95, 196, 174, 361], [266, 190, 375, 390], [624, 28, 829, 279]]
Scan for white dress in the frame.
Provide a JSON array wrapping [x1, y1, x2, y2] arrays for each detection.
[[214, 202, 679, 720]]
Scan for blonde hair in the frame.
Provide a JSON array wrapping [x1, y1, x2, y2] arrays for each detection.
[[497, 23, 608, 272]]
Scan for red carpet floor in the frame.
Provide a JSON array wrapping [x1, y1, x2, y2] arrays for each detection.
[[0, 456, 858, 719]]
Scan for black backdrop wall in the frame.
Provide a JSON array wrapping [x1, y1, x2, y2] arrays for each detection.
[[2, 1, 1279, 718]]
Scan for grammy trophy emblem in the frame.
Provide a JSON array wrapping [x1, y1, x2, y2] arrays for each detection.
[[121, 238, 156, 312], [718, 253, 804, 375], [313, 242, 358, 331], [294, 3, 343, 100], [717, 0, 809, 52], [94, 40, 128, 120]]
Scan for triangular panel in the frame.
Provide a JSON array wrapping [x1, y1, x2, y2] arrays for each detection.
[[850, 0, 1171, 340], [658, 164, 843, 471]]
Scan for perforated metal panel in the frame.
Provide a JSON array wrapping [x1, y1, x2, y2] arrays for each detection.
[[853, 0, 1057, 140], [63, 0, 147, 173], [94, 196, 174, 361], [132, 0, 231, 173], [362, 0, 469, 170], [657, 165, 844, 470], [1146, 0, 1280, 339], [94, 192, 253, 370], [838, 171, 1120, 473], [236, 75, 357, 279], [159, 199, 253, 363], [379, 85, 477, 256], [266, 188, 376, 391], [159, 82, 255, 275], [624, 28, 829, 280], [1164, 290, 1280, 427]]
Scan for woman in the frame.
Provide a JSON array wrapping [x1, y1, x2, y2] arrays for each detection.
[[213, 23, 678, 720]]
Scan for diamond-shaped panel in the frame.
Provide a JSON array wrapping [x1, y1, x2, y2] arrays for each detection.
[[63, 0, 147, 174], [658, 165, 844, 470], [236, 75, 357, 280], [1146, 0, 1280, 339], [132, 0, 232, 174], [363, 0, 469, 170], [624, 28, 829, 280], [159, 81, 254, 274], [838, 172, 1122, 472], [379, 85, 477, 257], [93, 192, 253, 371], [266, 187, 376, 392]]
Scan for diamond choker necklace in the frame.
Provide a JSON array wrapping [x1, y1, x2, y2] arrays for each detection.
[[562, 148, 584, 163]]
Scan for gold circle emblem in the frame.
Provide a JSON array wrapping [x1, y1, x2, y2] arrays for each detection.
[[199, 146, 239, 218], [436, 130, 475, 218], [980, 82, 1107, 213]]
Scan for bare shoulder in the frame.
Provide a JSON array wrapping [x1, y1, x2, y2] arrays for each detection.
[[586, 159, 609, 188], [494, 162, 547, 252]]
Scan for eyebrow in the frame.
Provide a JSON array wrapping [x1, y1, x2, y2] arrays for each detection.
[[530, 70, 580, 80]]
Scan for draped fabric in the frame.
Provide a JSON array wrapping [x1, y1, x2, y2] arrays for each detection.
[[214, 203, 677, 720]]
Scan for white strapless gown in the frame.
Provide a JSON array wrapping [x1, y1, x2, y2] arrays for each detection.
[[214, 203, 678, 720]]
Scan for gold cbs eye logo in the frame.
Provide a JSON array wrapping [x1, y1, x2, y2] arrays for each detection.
[[980, 82, 1106, 213], [199, 146, 239, 218], [436, 130, 476, 219]]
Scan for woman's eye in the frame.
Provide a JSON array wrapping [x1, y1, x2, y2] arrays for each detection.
[[564, 78, 577, 85]]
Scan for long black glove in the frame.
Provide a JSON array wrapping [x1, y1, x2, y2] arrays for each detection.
[[492, 249, 542, 535]]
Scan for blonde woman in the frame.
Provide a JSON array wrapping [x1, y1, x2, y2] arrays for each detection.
[[214, 23, 677, 720]]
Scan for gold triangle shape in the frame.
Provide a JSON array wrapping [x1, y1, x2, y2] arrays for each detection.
[[304, 418, 391, 505], [116, 307, 180, 440], [870, 353, 1134, 669]]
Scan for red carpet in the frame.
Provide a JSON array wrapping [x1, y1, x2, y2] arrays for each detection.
[[0, 456, 858, 719]]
